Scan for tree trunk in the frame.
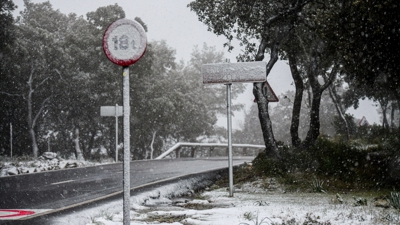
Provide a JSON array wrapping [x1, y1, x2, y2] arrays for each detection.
[[390, 101, 396, 130], [25, 64, 52, 158], [73, 127, 84, 161], [379, 99, 389, 129], [301, 89, 322, 149], [253, 37, 280, 159], [149, 130, 157, 160], [27, 96, 39, 157], [288, 52, 303, 148], [253, 83, 279, 158], [29, 127, 39, 158], [328, 85, 350, 140]]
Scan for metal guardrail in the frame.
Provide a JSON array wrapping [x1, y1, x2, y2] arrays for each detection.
[[155, 142, 265, 159]]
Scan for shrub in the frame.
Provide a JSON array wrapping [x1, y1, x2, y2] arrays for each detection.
[[252, 151, 285, 177]]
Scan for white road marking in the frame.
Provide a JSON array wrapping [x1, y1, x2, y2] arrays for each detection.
[[51, 180, 75, 185]]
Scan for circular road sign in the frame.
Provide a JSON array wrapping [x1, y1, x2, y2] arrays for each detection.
[[103, 18, 147, 66]]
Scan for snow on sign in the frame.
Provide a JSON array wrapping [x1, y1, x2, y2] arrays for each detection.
[[100, 106, 123, 117], [103, 18, 147, 66], [202, 61, 267, 84]]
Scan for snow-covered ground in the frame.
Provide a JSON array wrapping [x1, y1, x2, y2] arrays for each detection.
[[69, 176, 400, 225], [2, 156, 399, 224]]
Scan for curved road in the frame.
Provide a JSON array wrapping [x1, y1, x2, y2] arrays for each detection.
[[0, 157, 253, 223]]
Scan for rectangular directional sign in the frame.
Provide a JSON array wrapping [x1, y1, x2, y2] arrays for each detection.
[[100, 106, 123, 117], [202, 61, 267, 84]]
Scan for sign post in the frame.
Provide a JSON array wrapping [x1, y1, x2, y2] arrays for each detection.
[[100, 104, 123, 162], [202, 61, 275, 197], [226, 83, 233, 197], [103, 18, 147, 225]]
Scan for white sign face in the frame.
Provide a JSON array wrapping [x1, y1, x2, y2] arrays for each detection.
[[202, 61, 267, 84], [100, 106, 123, 117], [103, 19, 147, 66]]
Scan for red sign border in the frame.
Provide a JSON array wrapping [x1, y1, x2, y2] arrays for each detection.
[[103, 18, 147, 66], [0, 209, 35, 218], [264, 81, 279, 102]]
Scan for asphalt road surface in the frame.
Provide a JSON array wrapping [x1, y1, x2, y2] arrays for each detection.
[[0, 157, 253, 223]]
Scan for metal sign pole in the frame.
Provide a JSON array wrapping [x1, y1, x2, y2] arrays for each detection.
[[226, 83, 234, 197], [122, 66, 130, 224], [116, 103, 119, 163], [103, 18, 146, 225]]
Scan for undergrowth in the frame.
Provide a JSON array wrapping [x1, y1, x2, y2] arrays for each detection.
[[251, 136, 400, 192]]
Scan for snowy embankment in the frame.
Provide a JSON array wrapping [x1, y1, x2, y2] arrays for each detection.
[[80, 174, 400, 225], [0, 152, 111, 177]]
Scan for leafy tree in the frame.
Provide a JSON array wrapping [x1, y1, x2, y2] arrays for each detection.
[[0, 0, 17, 155], [189, 0, 313, 158], [0, 0, 16, 53], [317, 0, 400, 131], [131, 42, 244, 159], [0, 1, 245, 160], [270, 90, 337, 145], [282, 6, 338, 149], [0, 0, 72, 157], [333, 113, 357, 139], [190, 0, 343, 152], [0, 1, 125, 158], [234, 104, 263, 145]]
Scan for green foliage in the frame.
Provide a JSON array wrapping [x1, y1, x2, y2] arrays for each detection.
[[253, 200, 269, 206], [1, 1, 248, 159], [321, 0, 400, 91], [0, 0, 16, 51], [332, 114, 357, 138], [353, 197, 368, 206], [252, 134, 400, 190], [239, 211, 272, 225], [252, 151, 286, 177], [312, 178, 326, 193], [296, 137, 392, 188], [388, 192, 400, 210]]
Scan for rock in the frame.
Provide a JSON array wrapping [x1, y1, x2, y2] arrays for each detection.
[[7, 167, 19, 175], [32, 161, 41, 167], [49, 158, 59, 166], [59, 161, 68, 169], [42, 152, 57, 160], [65, 162, 78, 168], [67, 153, 77, 160], [0, 168, 9, 176], [375, 199, 390, 208], [18, 167, 30, 174]]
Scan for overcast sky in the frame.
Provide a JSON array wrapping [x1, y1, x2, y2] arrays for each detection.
[[13, 0, 380, 126]]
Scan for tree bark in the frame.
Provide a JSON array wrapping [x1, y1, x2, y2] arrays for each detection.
[[378, 98, 389, 129], [253, 38, 280, 159], [390, 102, 395, 130], [288, 52, 303, 147], [301, 88, 322, 149], [250, 0, 311, 157], [26, 65, 51, 158], [149, 130, 157, 160], [73, 127, 84, 161], [300, 63, 337, 149], [328, 85, 350, 140]]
